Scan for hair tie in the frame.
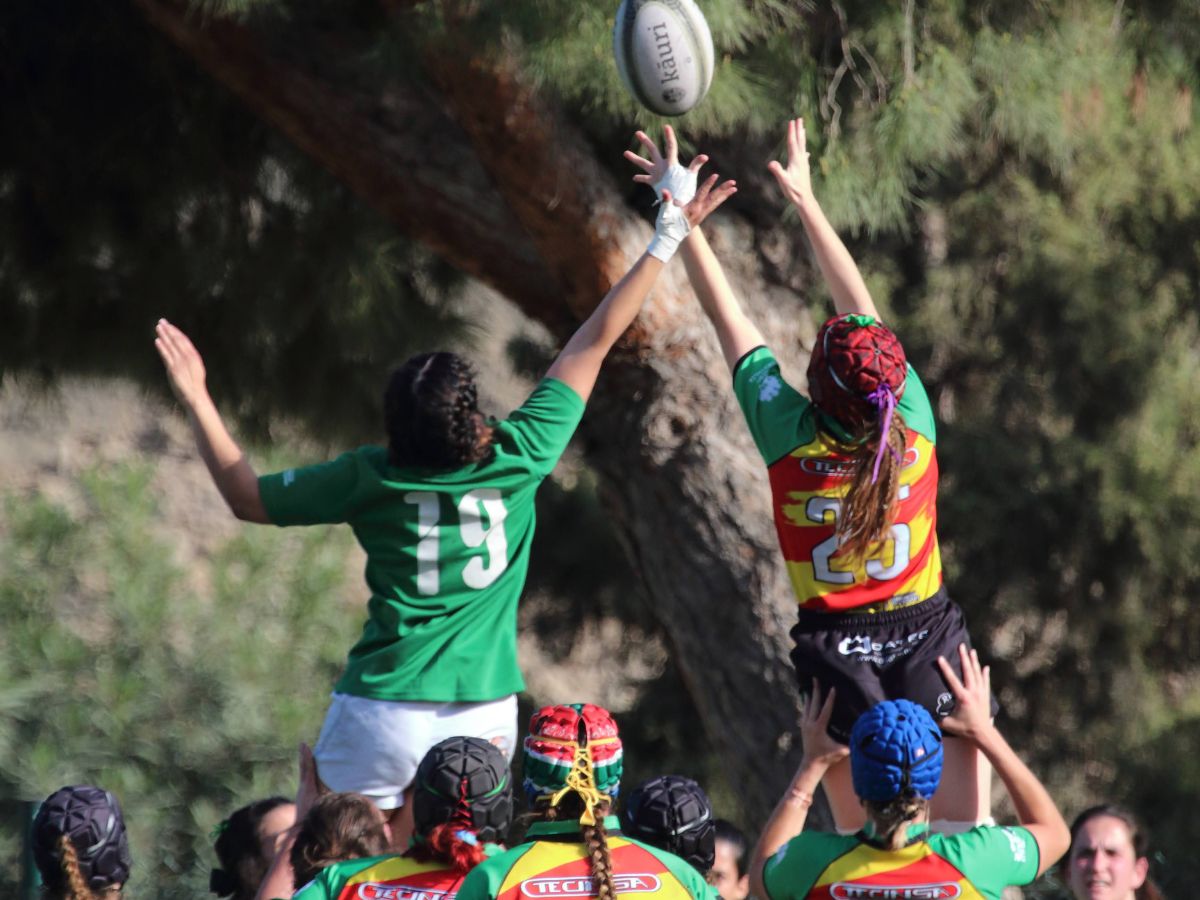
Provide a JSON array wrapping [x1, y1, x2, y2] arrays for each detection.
[[454, 829, 479, 846], [866, 384, 900, 484]]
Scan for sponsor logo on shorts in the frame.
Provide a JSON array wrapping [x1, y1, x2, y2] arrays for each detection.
[[356, 886, 453, 900], [521, 875, 661, 896], [935, 692, 955, 717], [837, 630, 930, 666], [829, 884, 961, 899]]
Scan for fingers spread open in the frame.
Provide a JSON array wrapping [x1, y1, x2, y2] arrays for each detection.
[[663, 124, 678, 163], [634, 130, 662, 163], [624, 149, 655, 172], [687, 152, 709, 174]]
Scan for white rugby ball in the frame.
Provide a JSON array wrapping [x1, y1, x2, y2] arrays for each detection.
[[613, 0, 715, 117]]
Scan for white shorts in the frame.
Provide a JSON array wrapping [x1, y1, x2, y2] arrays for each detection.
[[312, 693, 517, 810]]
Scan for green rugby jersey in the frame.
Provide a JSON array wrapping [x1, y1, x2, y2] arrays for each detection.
[[762, 823, 1040, 900], [258, 378, 585, 703], [457, 818, 718, 900]]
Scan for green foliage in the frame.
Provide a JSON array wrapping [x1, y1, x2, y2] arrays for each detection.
[[0, 0, 466, 444], [0, 464, 360, 896]]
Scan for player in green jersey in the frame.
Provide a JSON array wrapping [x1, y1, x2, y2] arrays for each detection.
[[456, 703, 717, 900], [155, 142, 735, 850], [749, 652, 1069, 900]]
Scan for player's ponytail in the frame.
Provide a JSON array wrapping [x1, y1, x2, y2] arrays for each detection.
[[385, 352, 494, 468], [838, 409, 906, 563], [806, 314, 909, 565]]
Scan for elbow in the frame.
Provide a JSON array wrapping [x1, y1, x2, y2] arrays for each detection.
[[229, 495, 269, 524]]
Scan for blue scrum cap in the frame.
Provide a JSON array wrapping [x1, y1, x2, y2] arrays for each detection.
[[850, 699, 944, 803]]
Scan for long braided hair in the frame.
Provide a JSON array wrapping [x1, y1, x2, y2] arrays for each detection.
[[32, 785, 131, 900], [807, 314, 909, 563], [52, 836, 120, 900], [864, 796, 929, 851], [523, 705, 624, 900], [385, 352, 495, 469]]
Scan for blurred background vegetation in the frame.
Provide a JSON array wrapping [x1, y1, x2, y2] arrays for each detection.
[[3, 0, 1200, 896]]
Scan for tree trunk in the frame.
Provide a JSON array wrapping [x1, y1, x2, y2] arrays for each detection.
[[133, 0, 820, 822]]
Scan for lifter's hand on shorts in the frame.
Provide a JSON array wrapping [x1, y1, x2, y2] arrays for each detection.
[[799, 679, 850, 768], [936, 644, 996, 745]]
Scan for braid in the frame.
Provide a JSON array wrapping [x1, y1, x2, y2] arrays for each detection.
[[580, 802, 616, 900], [866, 796, 927, 851], [55, 835, 100, 900], [385, 353, 494, 469], [838, 409, 907, 563]]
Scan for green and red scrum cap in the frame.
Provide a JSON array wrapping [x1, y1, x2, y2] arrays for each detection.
[[523, 703, 623, 825]]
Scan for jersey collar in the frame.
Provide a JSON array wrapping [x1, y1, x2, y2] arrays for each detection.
[[526, 816, 622, 837]]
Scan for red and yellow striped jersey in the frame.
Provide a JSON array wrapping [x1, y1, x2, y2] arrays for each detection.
[[292, 853, 466, 900], [761, 826, 1040, 900], [734, 347, 943, 611], [457, 818, 715, 900]]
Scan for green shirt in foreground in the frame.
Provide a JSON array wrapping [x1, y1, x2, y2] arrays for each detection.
[[762, 823, 1040, 900], [258, 378, 585, 703]]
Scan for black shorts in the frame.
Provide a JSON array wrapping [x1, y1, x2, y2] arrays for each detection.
[[789, 588, 998, 743]]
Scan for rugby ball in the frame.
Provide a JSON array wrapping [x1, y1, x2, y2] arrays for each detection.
[[613, 0, 715, 117]]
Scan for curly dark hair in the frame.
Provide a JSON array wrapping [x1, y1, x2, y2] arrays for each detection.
[[385, 352, 495, 469]]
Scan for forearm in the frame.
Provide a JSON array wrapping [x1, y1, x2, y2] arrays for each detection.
[[545, 252, 663, 400], [793, 198, 879, 320], [749, 757, 828, 898], [185, 393, 269, 523], [973, 727, 1069, 873], [679, 228, 765, 370], [254, 826, 299, 899]]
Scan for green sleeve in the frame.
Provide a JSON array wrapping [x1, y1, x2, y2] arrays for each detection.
[[456, 844, 533, 900], [897, 364, 936, 443], [731, 346, 816, 466], [499, 378, 586, 477], [289, 870, 332, 899], [258, 450, 365, 526], [932, 826, 1041, 892], [761, 833, 847, 900]]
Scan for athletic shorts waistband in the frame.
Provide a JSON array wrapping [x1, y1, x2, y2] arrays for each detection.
[[794, 586, 950, 631]]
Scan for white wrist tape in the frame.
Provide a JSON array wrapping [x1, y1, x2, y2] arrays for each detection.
[[646, 200, 691, 262], [652, 163, 697, 206]]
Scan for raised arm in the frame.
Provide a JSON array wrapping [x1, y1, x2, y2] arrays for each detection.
[[546, 145, 736, 401], [768, 118, 880, 322], [625, 126, 763, 372], [937, 645, 1070, 875], [749, 683, 849, 900], [154, 319, 269, 523]]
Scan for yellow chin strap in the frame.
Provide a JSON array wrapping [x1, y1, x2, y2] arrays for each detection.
[[540, 735, 619, 826]]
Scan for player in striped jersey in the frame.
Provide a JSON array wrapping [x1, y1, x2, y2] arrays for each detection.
[[625, 120, 991, 833], [457, 704, 716, 900], [749, 648, 1069, 900], [290, 736, 512, 900]]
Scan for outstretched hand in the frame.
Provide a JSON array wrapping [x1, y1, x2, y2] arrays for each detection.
[[671, 173, 737, 230], [799, 679, 850, 768], [155, 318, 208, 409], [767, 117, 815, 209], [936, 644, 995, 743], [624, 124, 709, 199]]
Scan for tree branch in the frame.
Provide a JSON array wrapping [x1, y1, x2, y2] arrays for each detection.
[[131, 0, 564, 319]]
